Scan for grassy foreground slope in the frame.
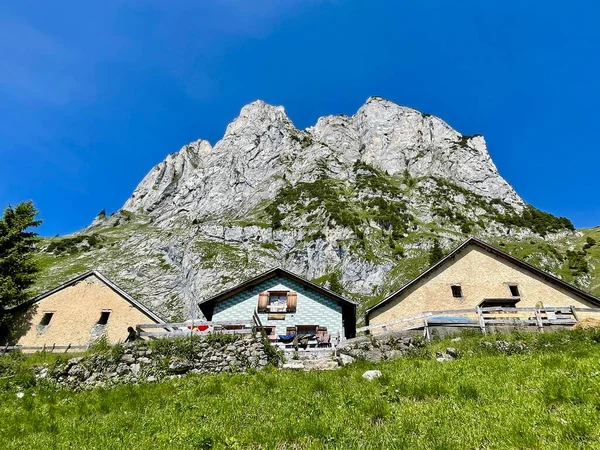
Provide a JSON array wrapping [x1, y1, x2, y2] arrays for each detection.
[[2, 331, 600, 449]]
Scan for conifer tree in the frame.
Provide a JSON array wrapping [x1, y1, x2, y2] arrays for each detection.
[[0, 201, 42, 313], [428, 238, 444, 266]]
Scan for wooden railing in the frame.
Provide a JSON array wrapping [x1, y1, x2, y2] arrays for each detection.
[[135, 319, 254, 338], [2, 343, 88, 353], [359, 306, 600, 337]]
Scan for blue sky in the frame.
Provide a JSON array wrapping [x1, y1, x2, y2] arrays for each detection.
[[1, 1, 599, 236]]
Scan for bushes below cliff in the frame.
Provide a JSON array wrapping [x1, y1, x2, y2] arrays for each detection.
[[498, 205, 575, 236], [45, 234, 103, 255]]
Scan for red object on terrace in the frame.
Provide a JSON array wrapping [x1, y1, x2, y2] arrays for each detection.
[[187, 325, 209, 332]]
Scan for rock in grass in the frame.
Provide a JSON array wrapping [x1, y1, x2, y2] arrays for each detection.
[[303, 358, 339, 371], [282, 360, 305, 370], [362, 370, 382, 381], [362, 349, 383, 363], [446, 347, 458, 358], [338, 354, 355, 366]]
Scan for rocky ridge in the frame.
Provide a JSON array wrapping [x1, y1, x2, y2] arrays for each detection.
[[34, 97, 592, 320]]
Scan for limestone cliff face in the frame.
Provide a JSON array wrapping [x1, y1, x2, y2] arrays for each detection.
[[39, 97, 577, 321], [123, 97, 522, 223]]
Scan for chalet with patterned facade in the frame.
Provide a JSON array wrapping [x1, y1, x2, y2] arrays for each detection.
[[198, 268, 356, 342]]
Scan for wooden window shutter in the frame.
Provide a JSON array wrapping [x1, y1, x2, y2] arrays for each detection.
[[287, 291, 297, 312], [257, 292, 269, 312]]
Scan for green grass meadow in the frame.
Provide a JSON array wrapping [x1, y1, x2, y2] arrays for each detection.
[[2, 330, 600, 449]]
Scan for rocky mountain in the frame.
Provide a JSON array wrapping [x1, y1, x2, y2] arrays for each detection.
[[34, 97, 598, 320]]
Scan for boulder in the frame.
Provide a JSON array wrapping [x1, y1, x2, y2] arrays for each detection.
[[67, 357, 84, 367], [304, 358, 339, 371], [116, 363, 130, 375], [446, 347, 458, 358], [338, 354, 355, 366], [282, 360, 305, 370], [362, 349, 383, 363], [130, 363, 141, 376], [168, 358, 192, 374], [362, 370, 382, 381], [67, 364, 87, 379], [120, 354, 135, 364]]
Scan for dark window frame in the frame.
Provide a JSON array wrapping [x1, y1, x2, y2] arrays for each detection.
[[255, 326, 276, 337], [451, 285, 463, 298], [296, 324, 318, 336], [508, 284, 520, 297], [39, 312, 54, 326], [97, 310, 111, 325]]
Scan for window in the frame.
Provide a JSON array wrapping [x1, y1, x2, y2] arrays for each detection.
[[97, 310, 111, 325], [255, 326, 276, 338], [268, 291, 288, 312], [257, 290, 297, 313], [39, 312, 54, 326], [508, 285, 520, 297], [451, 285, 463, 298], [296, 325, 318, 336], [480, 298, 520, 308]]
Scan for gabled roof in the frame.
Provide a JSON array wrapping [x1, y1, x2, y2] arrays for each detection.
[[8, 270, 165, 323], [366, 236, 600, 320], [198, 267, 357, 308]]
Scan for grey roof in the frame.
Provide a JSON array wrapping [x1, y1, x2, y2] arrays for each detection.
[[8, 270, 165, 323], [365, 236, 600, 322]]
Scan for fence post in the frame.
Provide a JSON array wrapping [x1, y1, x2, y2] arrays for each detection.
[[477, 307, 486, 335], [534, 309, 544, 333], [570, 305, 580, 322], [423, 317, 431, 341]]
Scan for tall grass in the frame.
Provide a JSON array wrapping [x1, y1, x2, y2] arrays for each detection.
[[1, 330, 599, 448]]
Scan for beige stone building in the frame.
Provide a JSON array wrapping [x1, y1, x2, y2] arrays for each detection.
[[366, 237, 600, 327], [6, 270, 164, 348]]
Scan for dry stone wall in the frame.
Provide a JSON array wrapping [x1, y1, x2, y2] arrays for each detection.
[[336, 332, 426, 363], [36, 335, 278, 390]]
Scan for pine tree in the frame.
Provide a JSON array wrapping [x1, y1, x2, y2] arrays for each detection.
[[428, 238, 444, 266], [0, 201, 42, 312]]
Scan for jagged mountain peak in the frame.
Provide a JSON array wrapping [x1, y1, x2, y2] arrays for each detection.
[[122, 98, 523, 221], [224, 100, 293, 137]]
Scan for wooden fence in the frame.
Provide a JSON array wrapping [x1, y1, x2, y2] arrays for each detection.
[[358, 306, 600, 338], [2, 343, 88, 353]]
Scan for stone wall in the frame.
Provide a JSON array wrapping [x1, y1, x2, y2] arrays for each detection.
[[36, 335, 278, 390], [336, 331, 425, 363]]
